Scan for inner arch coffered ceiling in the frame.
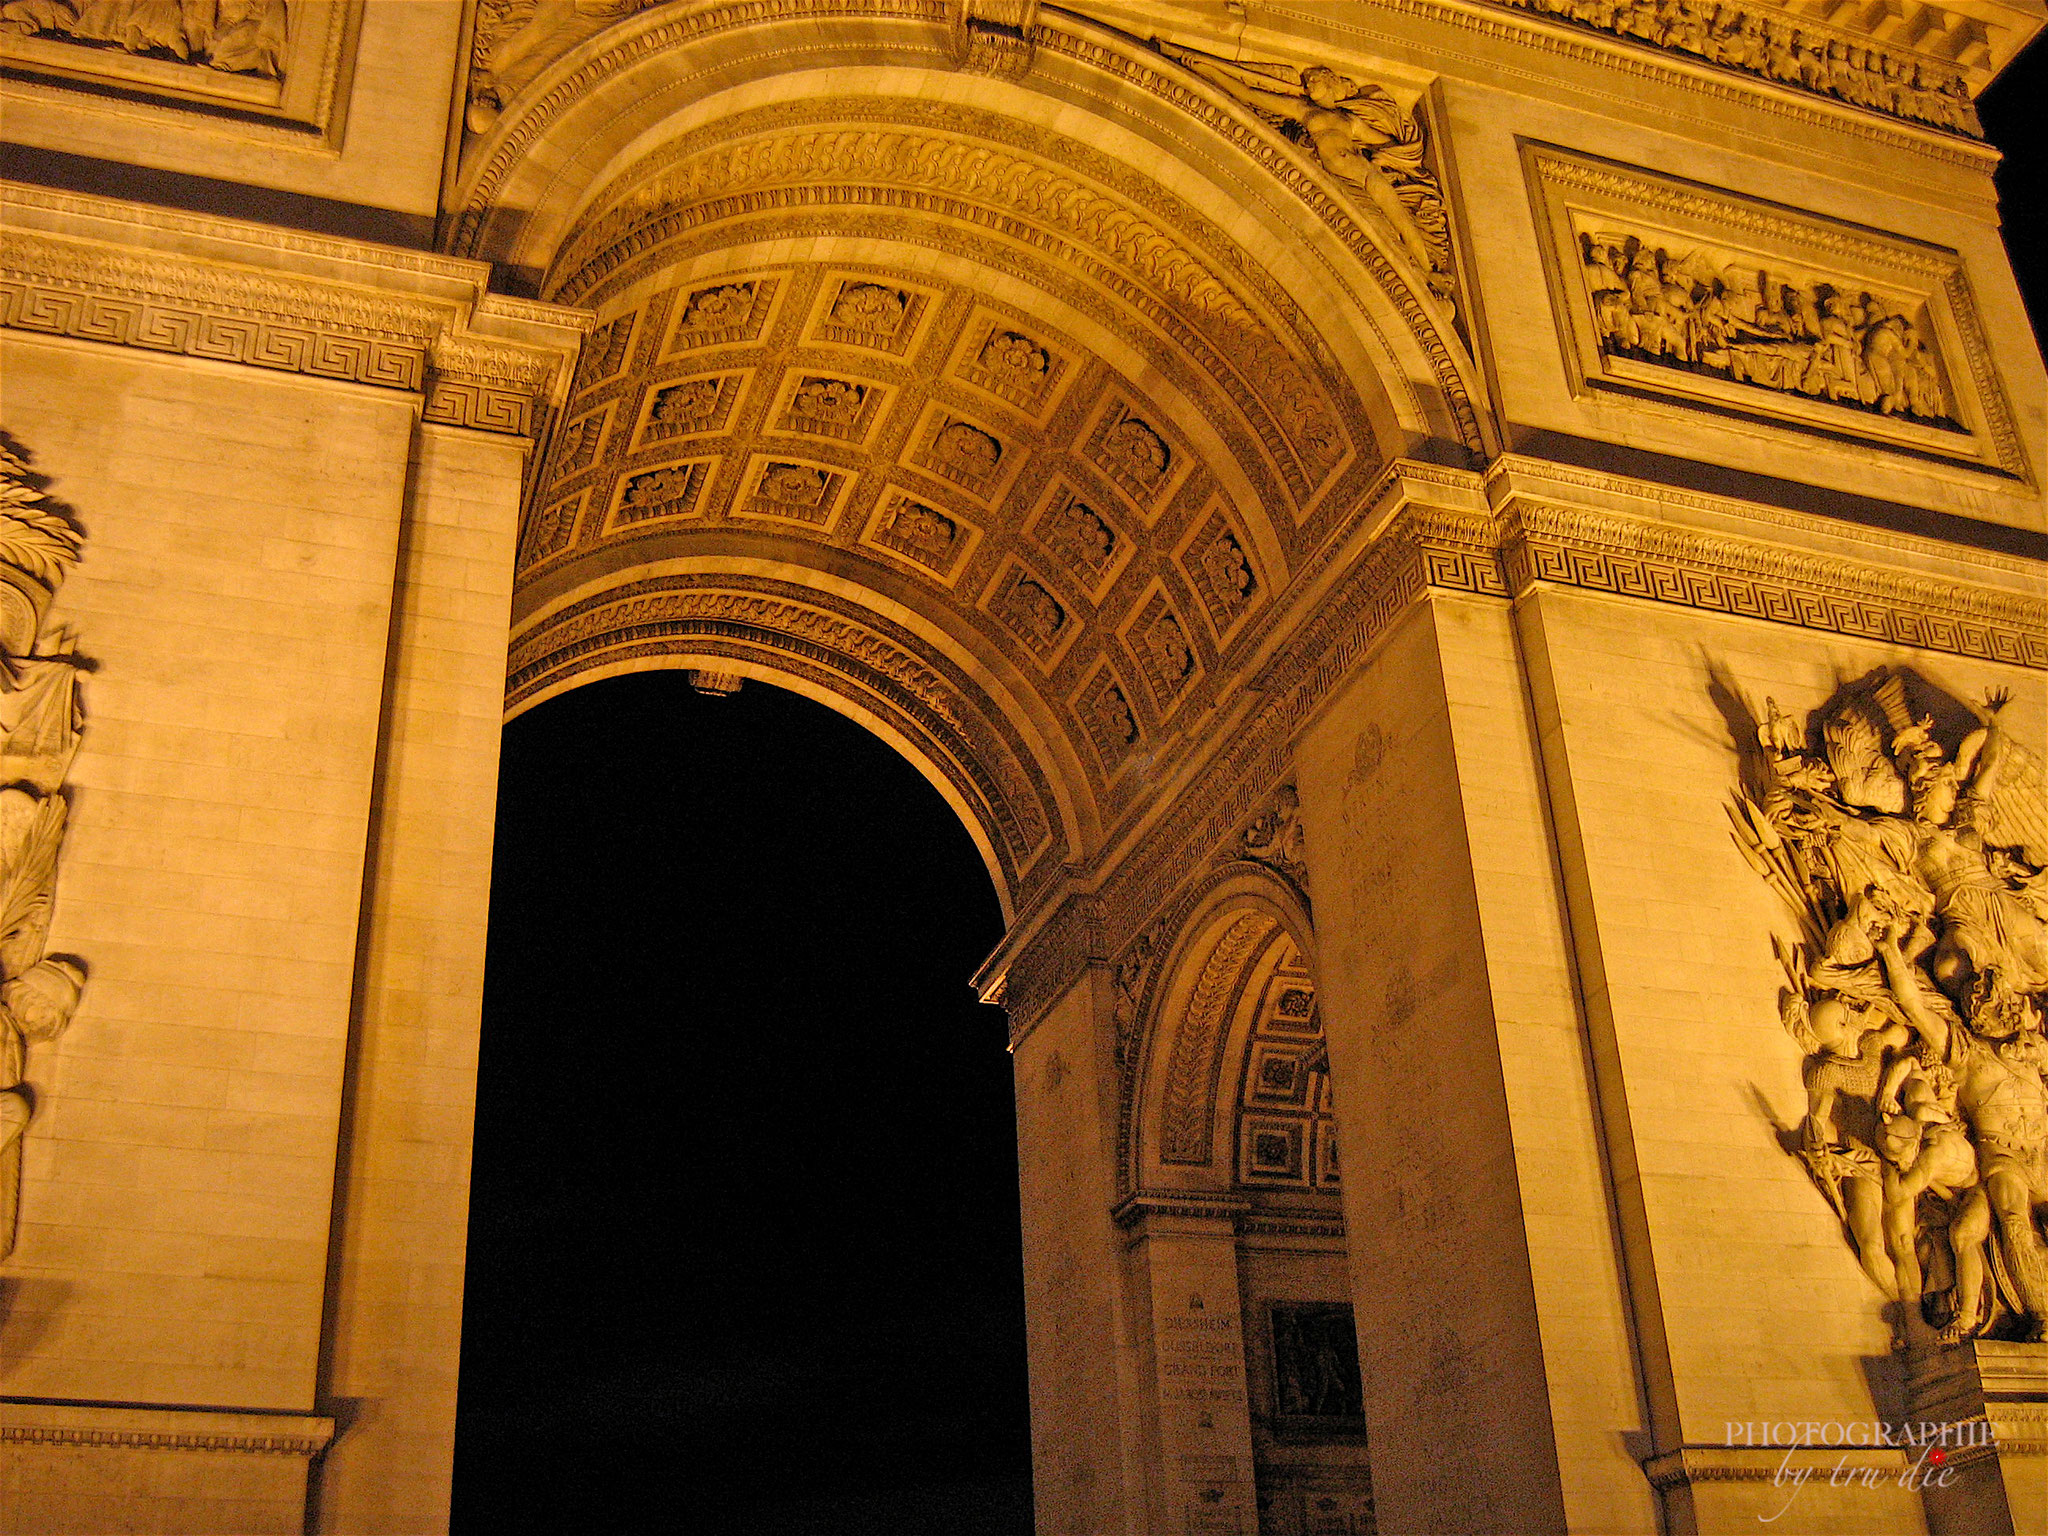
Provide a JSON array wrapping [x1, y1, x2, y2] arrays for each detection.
[[470, 4, 1494, 917]]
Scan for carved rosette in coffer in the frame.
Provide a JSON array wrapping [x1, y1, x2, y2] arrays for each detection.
[[1525, 144, 2025, 479]]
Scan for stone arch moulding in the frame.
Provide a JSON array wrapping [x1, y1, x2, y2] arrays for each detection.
[[444, 2, 1490, 466], [506, 565, 1071, 921], [1121, 864, 1318, 1201]]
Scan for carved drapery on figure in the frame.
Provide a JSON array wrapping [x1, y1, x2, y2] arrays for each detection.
[[1153, 39, 1457, 305], [0, 441, 88, 1262], [1729, 669, 2048, 1346], [1484, 0, 1980, 136], [1579, 232, 1959, 430], [467, 0, 649, 133], [0, 0, 286, 77]]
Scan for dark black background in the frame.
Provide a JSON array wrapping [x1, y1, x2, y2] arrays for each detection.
[[451, 56, 2044, 1536]]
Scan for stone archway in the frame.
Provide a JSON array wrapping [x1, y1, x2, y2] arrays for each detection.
[[448, 19, 1484, 1528], [452, 5, 1490, 924]]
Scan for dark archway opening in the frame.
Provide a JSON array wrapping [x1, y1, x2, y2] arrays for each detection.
[[452, 672, 1031, 1534]]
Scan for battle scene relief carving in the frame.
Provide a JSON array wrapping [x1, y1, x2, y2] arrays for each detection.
[[0, 0, 285, 75], [1530, 147, 2023, 474], [1482, 0, 1982, 135], [0, 440, 88, 1261], [1729, 670, 2048, 1345]]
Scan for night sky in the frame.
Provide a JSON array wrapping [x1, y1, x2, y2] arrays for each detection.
[[452, 55, 2045, 1535]]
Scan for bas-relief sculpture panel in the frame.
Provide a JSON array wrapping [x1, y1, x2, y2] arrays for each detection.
[[0, 440, 86, 1263], [1527, 146, 2026, 478], [0, 0, 353, 135], [1482, 0, 1983, 135], [1730, 669, 2048, 1348]]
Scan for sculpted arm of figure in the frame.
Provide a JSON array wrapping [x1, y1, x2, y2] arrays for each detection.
[[1876, 933, 1950, 1064], [1956, 688, 2010, 801]]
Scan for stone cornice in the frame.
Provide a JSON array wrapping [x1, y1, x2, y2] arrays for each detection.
[[0, 183, 587, 437], [1501, 502, 2048, 666]]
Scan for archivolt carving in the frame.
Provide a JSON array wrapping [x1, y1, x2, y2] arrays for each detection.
[[446, 7, 1484, 462], [1729, 670, 2048, 1344], [507, 574, 1061, 893], [547, 105, 1352, 504], [1158, 909, 1275, 1165], [0, 439, 87, 1261]]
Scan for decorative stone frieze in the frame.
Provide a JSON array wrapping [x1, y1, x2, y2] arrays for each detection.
[[1526, 146, 2026, 477], [0, 0, 354, 137], [1480, 0, 1983, 135], [0, 186, 586, 438]]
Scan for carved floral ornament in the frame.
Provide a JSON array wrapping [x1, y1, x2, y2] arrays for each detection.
[[1729, 670, 2048, 1346], [0, 439, 88, 1262]]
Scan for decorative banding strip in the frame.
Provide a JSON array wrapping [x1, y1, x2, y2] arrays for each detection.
[[0, 1426, 330, 1456]]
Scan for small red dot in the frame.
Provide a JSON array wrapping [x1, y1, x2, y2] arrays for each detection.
[[1929, 1449, 1947, 1466]]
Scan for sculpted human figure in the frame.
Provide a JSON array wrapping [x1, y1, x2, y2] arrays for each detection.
[[1154, 40, 1454, 298], [1952, 998, 2048, 1337], [1734, 668, 2048, 1343], [1787, 988, 1907, 1300]]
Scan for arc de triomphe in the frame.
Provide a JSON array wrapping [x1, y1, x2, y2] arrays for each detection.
[[0, 2, 2043, 1532]]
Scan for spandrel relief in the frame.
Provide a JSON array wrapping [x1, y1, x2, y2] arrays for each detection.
[[1729, 668, 2048, 1346], [1529, 146, 2024, 476], [1154, 39, 1457, 307], [0, 440, 88, 1262]]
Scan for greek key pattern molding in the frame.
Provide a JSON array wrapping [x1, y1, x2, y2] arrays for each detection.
[[1501, 504, 2048, 668], [0, 227, 573, 437]]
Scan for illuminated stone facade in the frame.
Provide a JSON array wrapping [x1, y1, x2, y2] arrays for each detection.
[[1, 2, 2043, 1532]]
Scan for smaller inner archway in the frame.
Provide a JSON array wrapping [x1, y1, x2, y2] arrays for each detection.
[[454, 671, 1030, 1534]]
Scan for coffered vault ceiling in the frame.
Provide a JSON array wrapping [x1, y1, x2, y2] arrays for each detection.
[[482, 24, 1491, 914]]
